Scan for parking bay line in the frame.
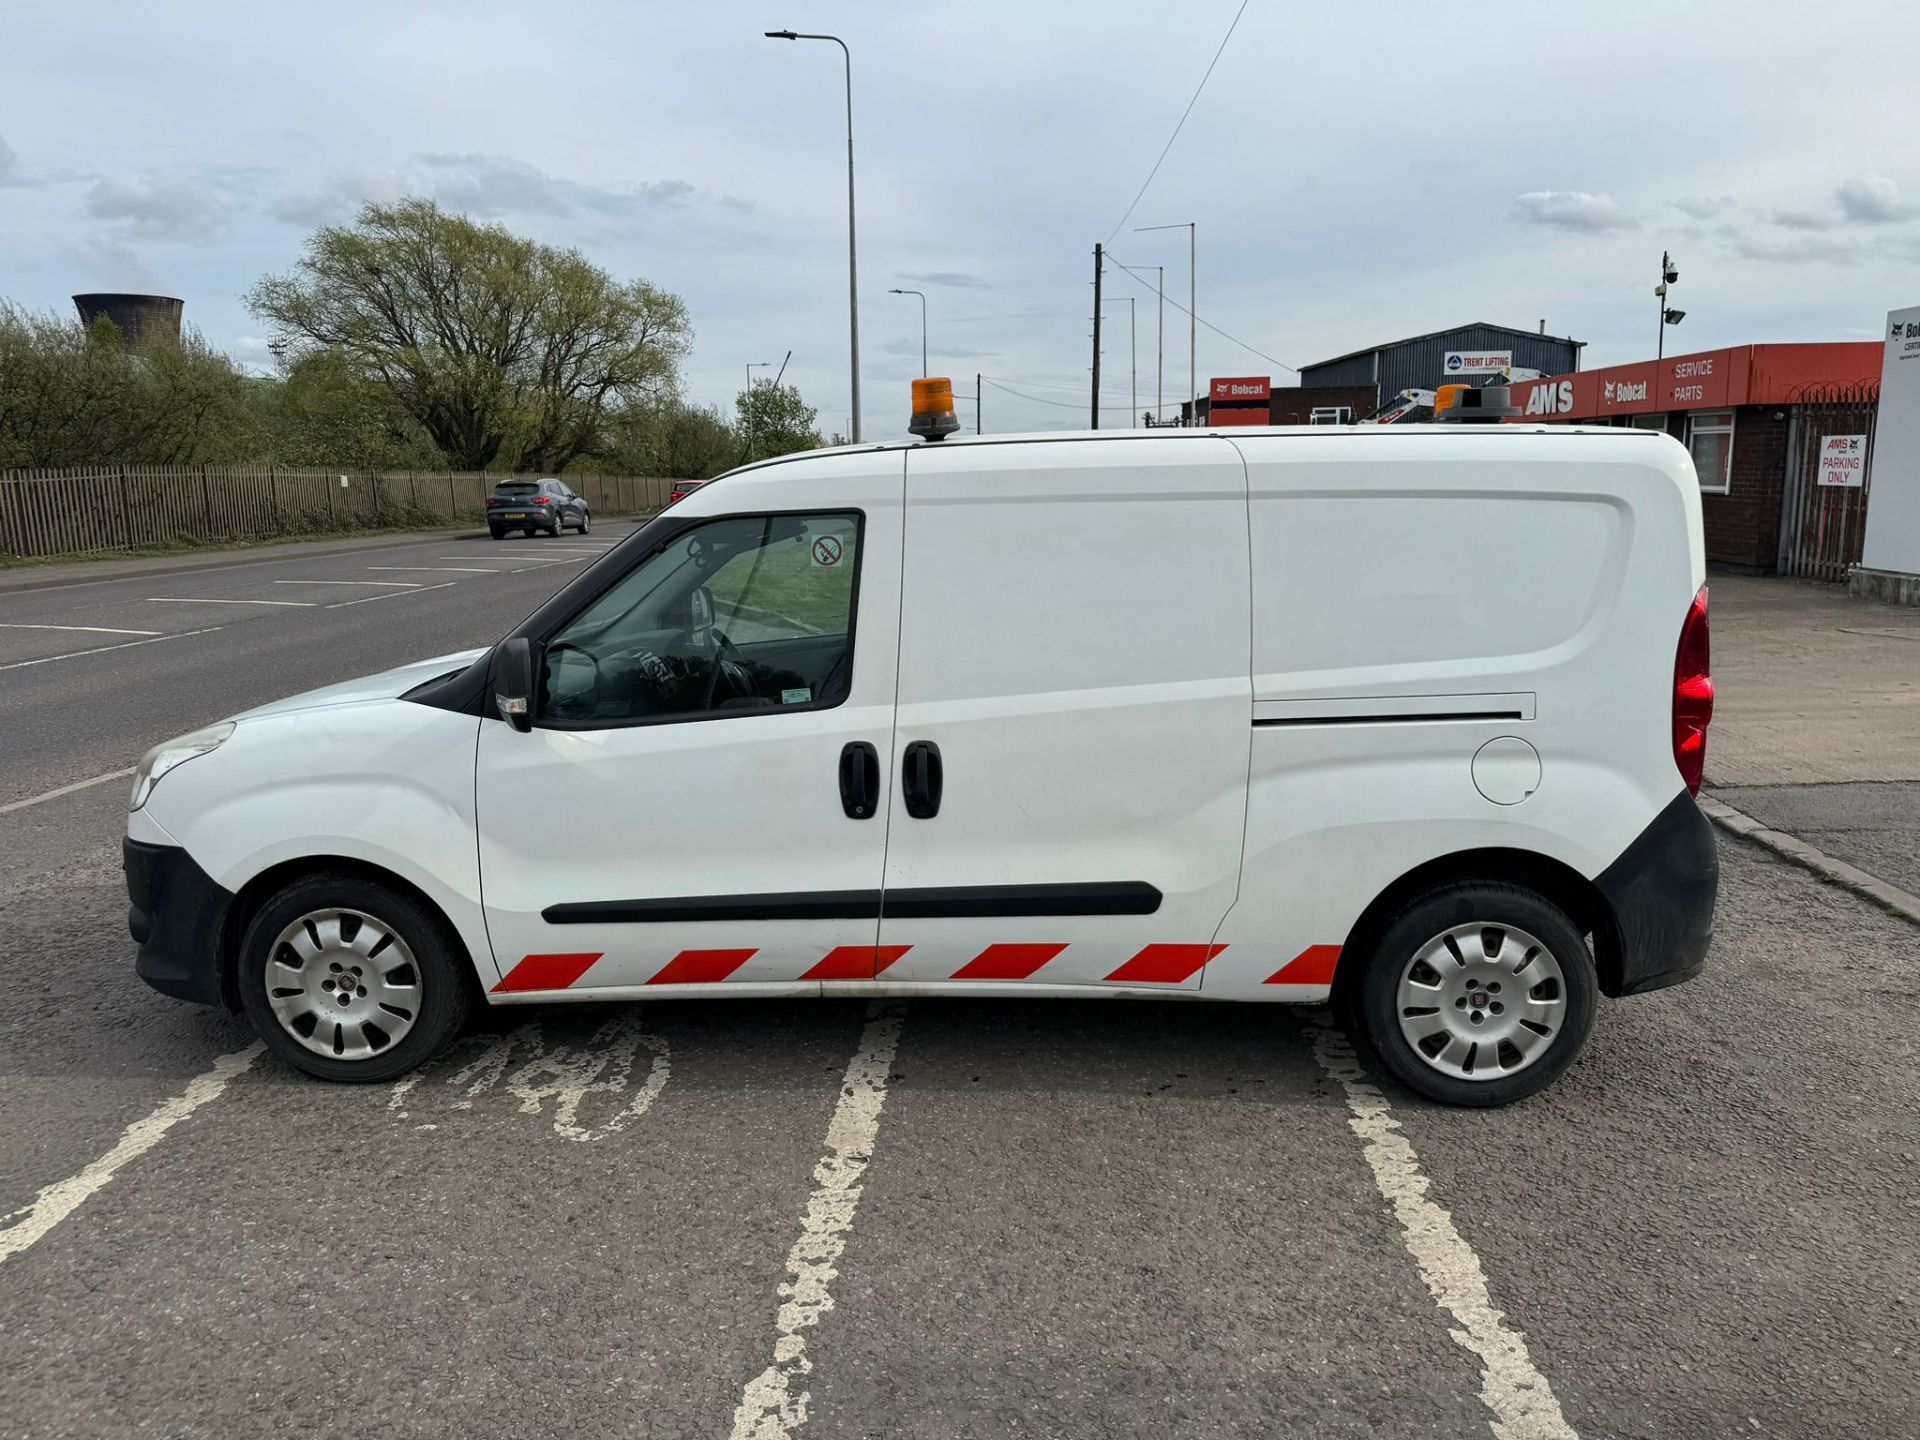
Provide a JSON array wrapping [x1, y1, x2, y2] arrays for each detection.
[[0, 622, 162, 637], [146, 597, 315, 608], [0, 626, 227, 671], [0, 1043, 262, 1268], [325, 581, 459, 609], [729, 1001, 906, 1440], [1309, 1015, 1578, 1440], [0, 766, 137, 817]]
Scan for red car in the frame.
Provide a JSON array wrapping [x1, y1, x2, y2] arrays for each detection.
[[666, 478, 708, 506]]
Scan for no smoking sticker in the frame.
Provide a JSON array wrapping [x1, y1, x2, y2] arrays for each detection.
[[811, 535, 844, 568]]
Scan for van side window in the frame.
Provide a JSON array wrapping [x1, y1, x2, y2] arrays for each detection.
[[539, 512, 860, 727]]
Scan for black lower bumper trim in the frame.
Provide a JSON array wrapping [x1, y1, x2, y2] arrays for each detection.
[[124, 838, 234, 1008], [1595, 790, 1719, 997]]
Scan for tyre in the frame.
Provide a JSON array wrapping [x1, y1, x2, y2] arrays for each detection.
[[1355, 881, 1597, 1107], [237, 873, 473, 1083], [489, 527, 506, 541], [575, 510, 591, 535], [547, 519, 563, 537]]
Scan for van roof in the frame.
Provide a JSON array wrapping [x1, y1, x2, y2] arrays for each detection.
[[717, 423, 1663, 480]]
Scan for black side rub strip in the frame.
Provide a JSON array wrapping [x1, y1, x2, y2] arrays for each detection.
[[1253, 711, 1524, 727], [541, 881, 1162, 925]]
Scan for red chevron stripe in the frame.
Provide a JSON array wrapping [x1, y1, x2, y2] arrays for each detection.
[[646, 948, 757, 985], [492, 952, 603, 994], [1263, 945, 1342, 986], [801, 945, 912, 980], [1104, 943, 1226, 984], [951, 943, 1066, 981]]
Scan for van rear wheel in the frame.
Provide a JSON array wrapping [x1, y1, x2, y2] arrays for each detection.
[[1356, 881, 1597, 1107], [238, 874, 471, 1083]]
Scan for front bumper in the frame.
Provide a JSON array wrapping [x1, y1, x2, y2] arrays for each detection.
[[124, 838, 235, 1008], [1594, 790, 1719, 997]]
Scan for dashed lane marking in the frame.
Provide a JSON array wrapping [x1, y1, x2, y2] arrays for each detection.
[[365, 566, 502, 574], [146, 597, 314, 607], [0, 1043, 263, 1268], [729, 1002, 906, 1440], [0, 766, 136, 816], [0, 625, 227, 669], [0, 622, 162, 636], [1309, 1016, 1578, 1440], [324, 580, 459, 609], [275, 578, 424, 588]]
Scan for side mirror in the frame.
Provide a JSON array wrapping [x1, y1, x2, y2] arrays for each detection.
[[494, 637, 535, 733]]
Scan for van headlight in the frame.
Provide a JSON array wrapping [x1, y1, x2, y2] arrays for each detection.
[[129, 723, 234, 811]]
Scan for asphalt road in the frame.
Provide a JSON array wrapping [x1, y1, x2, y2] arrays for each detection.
[[2, 530, 1917, 1440]]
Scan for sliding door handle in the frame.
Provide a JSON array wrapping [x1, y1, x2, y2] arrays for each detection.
[[839, 742, 879, 819], [902, 740, 943, 819]]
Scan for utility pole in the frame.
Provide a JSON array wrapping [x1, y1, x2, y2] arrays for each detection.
[[1128, 296, 1137, 427], [976, 372, 982, 434], [1090, 243, 1104, 430], [1155, 264, 1164, 425], [1137, 222, 1194, 423]]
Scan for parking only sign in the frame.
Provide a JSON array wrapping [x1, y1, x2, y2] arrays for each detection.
[[1817, 433, 1869, 487]]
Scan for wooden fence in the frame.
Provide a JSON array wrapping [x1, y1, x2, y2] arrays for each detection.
[[0, 466, 684, 560]]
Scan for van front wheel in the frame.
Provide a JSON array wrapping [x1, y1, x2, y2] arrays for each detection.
[[1356, 882, 1597, 1107], [238, 874, 472, 1083]]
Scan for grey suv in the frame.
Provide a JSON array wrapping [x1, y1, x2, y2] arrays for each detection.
[[486, 479, 591, 539]]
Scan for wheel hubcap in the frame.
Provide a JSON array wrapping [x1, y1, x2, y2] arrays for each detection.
[[1395, 922, 1567, 1081], [264, 909, 421, 1061]]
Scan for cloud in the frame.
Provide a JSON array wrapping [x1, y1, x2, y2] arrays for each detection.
[[272, 154, 722, 229], [84, 175, 224, 242], [1720, 225, 1863, 265], [1513, 190, 1636, 234], [1670, 195, 1735, 221], [1836, 174, 1909, 224], [895, 270, 986, 289]]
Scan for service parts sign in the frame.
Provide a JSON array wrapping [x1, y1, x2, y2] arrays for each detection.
[[1816, 434, 1869, 487], [1443, 350, 1512, 376]]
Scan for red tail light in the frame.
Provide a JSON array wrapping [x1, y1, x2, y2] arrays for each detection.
[[1673, 585, 1713, 795], [532, 495, 552, 505], [486, 497, 502, 507]]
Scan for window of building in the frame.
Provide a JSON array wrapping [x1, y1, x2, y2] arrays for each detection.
[[1686, 411, 1735, 494], [539, 512, 861, 727]]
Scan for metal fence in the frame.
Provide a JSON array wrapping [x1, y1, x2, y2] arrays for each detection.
[[0, 466, 683, 561], [1778, 385, 1880, 582]]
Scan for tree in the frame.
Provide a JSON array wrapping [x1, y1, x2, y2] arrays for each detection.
[[735, 378, 822, 462], [248, 347, 447, 469], [248, 198, 691, 472], [601, 395, 740, 479], [0, 304, 254, 469]]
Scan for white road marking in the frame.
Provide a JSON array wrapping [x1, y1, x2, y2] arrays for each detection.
[[386, 1016, 669, 1142], [0, 1042, 263, 1268], [365, 566, 501, 574], [324, 580, 458, 609], [0, 622, 162, 636], [1309, 1016, 1577, 1440], [146, 597, 314, 607], [0, 766, 137, 817], [0, 625, 227, 670], [274, 578, 423, 588], [729, 1002, 906, 1440]]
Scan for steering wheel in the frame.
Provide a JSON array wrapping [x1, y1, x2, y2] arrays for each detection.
[[698, 627, 752, 712]]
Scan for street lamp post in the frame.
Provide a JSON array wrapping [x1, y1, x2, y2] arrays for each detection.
[[888, 288, 928, 374], [745, 361, 772, 460], [766, 29, 861, 443], [1138, 222, 1194, 424]]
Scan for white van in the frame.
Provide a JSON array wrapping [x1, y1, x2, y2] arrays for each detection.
[[124, 427, 1718, 1106]]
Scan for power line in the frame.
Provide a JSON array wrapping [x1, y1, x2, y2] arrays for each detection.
[[1104, 0, 1251, 244], [1105, 254, 1298, 374], [982, 377, 1144, 411]]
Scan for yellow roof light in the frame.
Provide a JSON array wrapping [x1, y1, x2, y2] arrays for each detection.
[[909, 377, 960, 441]]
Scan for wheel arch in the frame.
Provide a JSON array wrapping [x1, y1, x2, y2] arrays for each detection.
[[219, 855, 484, 1010], [1331, 847, 1625, 1007]]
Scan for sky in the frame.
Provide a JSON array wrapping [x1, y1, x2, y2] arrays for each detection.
[[4, 0, 1920, 438]]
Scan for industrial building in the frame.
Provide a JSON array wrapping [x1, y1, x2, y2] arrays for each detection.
[[1299, 322, 1586, 410], [1506, 342, 1883, 577], [71, 293, 184, 351]]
